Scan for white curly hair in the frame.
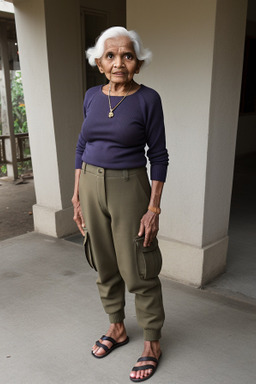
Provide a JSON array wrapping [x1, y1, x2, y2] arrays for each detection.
[[86, 26, 152, 67]]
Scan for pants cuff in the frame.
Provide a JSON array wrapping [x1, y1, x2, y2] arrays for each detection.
[[109, 309, 125, 324], [144, 329, 162, 341]]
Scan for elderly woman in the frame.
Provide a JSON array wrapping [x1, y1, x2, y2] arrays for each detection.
[[72, 26, 168, 382]]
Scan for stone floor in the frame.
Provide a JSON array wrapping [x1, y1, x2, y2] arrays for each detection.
[[0, 177, 35, 241], [0, 153, 256, 383], [1, 232, 256, 384]]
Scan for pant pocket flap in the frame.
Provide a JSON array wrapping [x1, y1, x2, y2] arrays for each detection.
[[135, 236, 162, 279], [83, 229, 97, 271]]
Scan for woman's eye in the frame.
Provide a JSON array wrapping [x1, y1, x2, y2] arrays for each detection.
[[107, 53, 113, 59], [125, 54, 133, 60]]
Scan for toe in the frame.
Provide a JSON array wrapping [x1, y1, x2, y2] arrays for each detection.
[[137, 370, 143, 380], [93, 347, 105, 357], [92, 342, 101, 354], [130, 371, 136, 379], [92, 338, 108, 357]]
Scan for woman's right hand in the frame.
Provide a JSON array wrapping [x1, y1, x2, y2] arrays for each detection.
[[72, 196, 85, 236]]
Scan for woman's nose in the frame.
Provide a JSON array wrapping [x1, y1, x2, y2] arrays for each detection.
[[114, 56, 123, 68]]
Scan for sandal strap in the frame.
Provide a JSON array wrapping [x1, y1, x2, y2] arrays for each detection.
[[95, 334, 117, 352], [137, 356, 158, 364], [101, 335, 117, 345], [132, 364, 155, 372], [95, 340, 109, 352]]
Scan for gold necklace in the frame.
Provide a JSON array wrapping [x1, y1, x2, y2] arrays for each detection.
[[108, 82, 133, 118]]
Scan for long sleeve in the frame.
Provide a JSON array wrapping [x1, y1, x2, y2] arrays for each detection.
[[75, 90, 90, 169], [140, 88, 169, 181]]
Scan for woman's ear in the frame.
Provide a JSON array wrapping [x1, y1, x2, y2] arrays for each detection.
[[95, 58, 104, 73], [135, 60, 144, 74]]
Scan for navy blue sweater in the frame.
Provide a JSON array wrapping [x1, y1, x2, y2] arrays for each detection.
[[75, 85, 168, 181]]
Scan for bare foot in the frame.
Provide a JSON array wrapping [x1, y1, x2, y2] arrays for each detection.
[[92, 322, 127, 357], [130, 341, 162, 381]]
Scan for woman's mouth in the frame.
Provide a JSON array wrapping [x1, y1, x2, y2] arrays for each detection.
[[112, 72, 126, 76]]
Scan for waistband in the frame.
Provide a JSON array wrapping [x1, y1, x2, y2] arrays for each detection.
[[82, 162, 146, 179]]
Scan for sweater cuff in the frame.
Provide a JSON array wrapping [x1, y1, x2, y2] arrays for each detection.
[[150, 164, 167, 182], [75, 157, 83, 169]]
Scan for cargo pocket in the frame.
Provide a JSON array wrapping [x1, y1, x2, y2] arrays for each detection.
[[134, 236, 162, 279], [83, 228, 97, 271]]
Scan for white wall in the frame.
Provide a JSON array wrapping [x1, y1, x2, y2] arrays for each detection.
[[0, 1, 14, 13], [128, 0, 217, 246], [127, 0, 247, 286]]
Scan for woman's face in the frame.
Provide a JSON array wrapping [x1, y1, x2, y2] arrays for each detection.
[[96, 36, 143, 85]]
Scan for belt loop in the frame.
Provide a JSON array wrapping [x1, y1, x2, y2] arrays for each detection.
[[82, 162, 87, 174], [123, 169, 129, 181]]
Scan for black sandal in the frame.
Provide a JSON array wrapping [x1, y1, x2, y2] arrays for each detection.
[[130, 354, 162, 382], [91, 335, 129, 359]]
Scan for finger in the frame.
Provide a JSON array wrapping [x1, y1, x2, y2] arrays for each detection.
[[150, 228, 158, 241], [81, 216, 86, 229], [143, 232, 152, 247], [78, 206, 84, 220], [73, 214, 85, 236], [76, 221, 84, 236], [138, 220, 145, 237], [80, 215, 86, 236], [79, 225, 85, 237]]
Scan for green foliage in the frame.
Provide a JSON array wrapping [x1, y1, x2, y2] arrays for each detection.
[[17, 160, 32, 175], [11, 71, 28, 134], [0, 164, 7, 177], [0, 71, 31, 177], [0, 161, 32, 178]]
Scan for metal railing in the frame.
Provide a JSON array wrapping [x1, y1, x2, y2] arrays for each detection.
[[0, 132, 31, 164]]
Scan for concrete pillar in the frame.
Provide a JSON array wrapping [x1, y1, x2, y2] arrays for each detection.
[[127, 0, 247, 286], [13, 0, 83, 237]]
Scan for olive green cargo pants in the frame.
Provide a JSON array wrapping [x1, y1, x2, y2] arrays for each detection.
[[79, 163, 165, 341]]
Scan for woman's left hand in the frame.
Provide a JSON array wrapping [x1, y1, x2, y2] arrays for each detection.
[[138, 210, 159, 247]]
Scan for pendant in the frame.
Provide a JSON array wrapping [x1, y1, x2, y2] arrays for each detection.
[[108, 111, 114, 118]]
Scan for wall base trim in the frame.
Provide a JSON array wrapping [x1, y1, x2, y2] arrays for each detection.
[[159, 236, 229, 288], [33, 204, 77, 238]]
